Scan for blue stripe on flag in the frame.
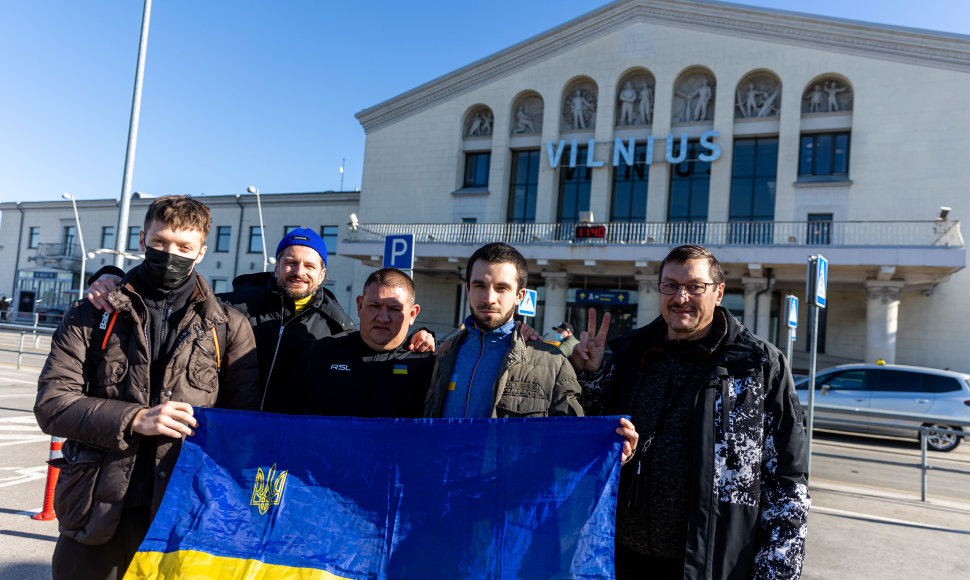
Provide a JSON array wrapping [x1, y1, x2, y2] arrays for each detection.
[[135, 409, 622, 579]]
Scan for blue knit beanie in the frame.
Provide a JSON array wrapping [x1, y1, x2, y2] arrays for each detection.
[[275, 227, 328, 266]]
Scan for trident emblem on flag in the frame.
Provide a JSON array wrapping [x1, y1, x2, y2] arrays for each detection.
[[250, 463, 288, 515]]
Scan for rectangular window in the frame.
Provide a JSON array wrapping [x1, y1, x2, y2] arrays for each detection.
[[611, 143, 649, 222], [320, 225, 338, 254], [211, 279, 229, 294], [249, 226, 263, 254], [215, 226, 231, 253], [101, 226, 115, 250], [558, 147, 592, 223], [63, 226, 76, 256], [508, 149, 540, 223], [284, 225, 299, 235], [729, 137, 778, 244], [28, 227, 40, 249], [807, 213, 833, 245], [127, 226, 141, 252], [463, 152, 491, 188], [799, 132, 850, 177], [668, 141, 711, 244]]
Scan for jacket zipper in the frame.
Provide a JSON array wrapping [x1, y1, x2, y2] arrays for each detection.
[[260, 296, 304, 410], [462, 332, 487, 418]]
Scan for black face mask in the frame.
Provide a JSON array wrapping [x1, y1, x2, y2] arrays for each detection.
[[142, 246, 197, 291]]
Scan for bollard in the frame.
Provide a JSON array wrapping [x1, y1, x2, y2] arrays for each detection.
[[33, 436, 66, 521]]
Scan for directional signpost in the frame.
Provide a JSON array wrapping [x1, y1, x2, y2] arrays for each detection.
[[518, 289, 537, 318], [383, 234, 414, 277], [805, 255, 828, 475]]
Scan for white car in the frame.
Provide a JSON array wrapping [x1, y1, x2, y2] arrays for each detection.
[[794, 363, 970, 451]]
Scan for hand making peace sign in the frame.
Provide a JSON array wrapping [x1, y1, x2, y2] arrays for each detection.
[[570, 307, 611, 373]]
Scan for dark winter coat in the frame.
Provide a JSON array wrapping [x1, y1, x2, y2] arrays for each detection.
[[582, 307, 810, 580], [219, 272, 355, 412], [34, 273, 259, 545]]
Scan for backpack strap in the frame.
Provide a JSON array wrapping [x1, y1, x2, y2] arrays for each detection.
[[211, 322, 228, 376], [211, 304, 230, 381], [83, 310, 118, 395]]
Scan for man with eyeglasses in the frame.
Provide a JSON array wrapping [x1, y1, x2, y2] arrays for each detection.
[[572, 244, 810, 580]]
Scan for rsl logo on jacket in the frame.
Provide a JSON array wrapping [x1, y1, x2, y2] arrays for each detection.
[[251, 463, 288, 515]]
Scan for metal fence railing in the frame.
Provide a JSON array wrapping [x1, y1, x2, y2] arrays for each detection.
[[0, 323, 55, 369], [346, 220, 964, 249], [810, 404, 970, 501]]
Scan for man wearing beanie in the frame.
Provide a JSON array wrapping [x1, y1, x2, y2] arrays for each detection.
[[215, 227, 360, 411]]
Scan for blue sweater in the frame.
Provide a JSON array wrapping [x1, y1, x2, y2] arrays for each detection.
[[439, 316, 515, 418]]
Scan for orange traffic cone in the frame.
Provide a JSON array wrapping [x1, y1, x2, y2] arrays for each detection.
[[32, 436, 65, 521]]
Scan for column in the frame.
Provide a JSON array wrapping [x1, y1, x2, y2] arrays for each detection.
[[635, 275, 659, 328], [542, 272, 569, 334], [742, 277, 771, 338], [865, 281, 904, 364]]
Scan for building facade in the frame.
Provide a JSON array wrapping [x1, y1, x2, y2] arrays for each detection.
[[0, 192, 365, 325], [346, 0, 969, 371], [3, 0, 968, 373]]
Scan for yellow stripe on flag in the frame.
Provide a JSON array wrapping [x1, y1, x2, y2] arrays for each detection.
[[124, 550, 356, 580]]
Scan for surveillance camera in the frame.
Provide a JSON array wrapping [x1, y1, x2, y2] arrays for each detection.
[[348, 213, 360, 230]]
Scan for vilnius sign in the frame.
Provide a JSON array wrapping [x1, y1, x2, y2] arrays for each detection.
[[546, 131, 720, 169]]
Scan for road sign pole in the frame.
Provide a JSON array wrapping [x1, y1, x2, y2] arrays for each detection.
[[806, 304, 819, 478], [804, 254, 827, 480]]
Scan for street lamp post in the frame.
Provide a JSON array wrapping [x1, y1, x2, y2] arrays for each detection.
[[247, 186, 269, 271], [114, 0, 153, 269], [62, 193, 86, 300]]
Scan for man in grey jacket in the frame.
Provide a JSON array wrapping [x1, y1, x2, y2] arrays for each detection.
[[424, 243, 636, 460]]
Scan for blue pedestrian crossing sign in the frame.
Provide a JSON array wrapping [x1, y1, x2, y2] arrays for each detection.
[[807, 254, 828, 308], [383, 234, 414, 270], [786, 295, 799, 328], [518, 289, 537, 317]]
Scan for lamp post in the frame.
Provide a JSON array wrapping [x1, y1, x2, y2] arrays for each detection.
[[61, 193, 86, 300], [247, 186, 268, 271], [114, 0, 152, 270]]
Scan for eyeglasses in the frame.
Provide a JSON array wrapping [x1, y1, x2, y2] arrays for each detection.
[[658, 281, 717, 296]]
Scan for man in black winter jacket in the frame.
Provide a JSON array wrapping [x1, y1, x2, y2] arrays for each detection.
[[573, 245, 810, 580], [219, 228, 356, 411]]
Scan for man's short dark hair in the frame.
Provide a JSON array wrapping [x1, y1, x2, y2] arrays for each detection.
[[466, 243, 528, 292], [659, 244, 725, 285], [143, 195, 212, 239], [363, 268, 415, 305]]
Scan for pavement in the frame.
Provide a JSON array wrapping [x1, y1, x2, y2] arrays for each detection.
[[1, 361, 969, 579]]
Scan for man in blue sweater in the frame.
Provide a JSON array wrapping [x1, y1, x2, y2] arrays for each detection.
[[424, 243, 636, 460]]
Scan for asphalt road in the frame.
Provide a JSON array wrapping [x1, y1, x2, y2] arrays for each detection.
[[1, 357, 969, 579]]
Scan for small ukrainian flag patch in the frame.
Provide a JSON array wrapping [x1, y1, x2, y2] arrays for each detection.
[[393, 365, 408, 375], [448, 372, 458, 391]]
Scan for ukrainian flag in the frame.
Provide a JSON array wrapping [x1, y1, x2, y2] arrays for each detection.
[[125, 409, 622, 579], [392, 364, 407, 375]]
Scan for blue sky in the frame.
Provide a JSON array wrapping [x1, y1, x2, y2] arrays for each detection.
[[1, 0, 967, 204]]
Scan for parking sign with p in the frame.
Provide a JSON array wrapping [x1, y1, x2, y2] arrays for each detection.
[[383, 234, 414, 271]]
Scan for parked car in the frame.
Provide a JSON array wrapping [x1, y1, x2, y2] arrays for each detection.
[[794, 363, 970, 451]]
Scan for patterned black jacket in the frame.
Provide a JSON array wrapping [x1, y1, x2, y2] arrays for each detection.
[[582, 307, 810, 580]]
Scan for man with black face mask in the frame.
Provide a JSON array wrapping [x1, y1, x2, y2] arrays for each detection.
[[87, 227, 436, 412], [35, 196, 260, 580]]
